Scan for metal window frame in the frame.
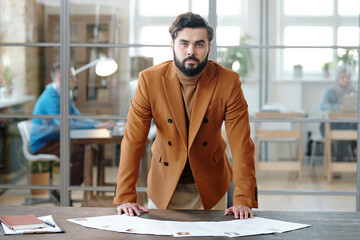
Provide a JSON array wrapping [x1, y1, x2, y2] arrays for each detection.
[[0, 0, 359, 211]]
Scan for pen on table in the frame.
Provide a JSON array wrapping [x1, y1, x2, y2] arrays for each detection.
[[42, 219, 56, 228]]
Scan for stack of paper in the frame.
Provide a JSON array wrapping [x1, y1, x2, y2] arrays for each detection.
[[68, 215, 310, 237], [0, 215, 63, 235]]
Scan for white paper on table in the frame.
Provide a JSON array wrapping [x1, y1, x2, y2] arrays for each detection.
[[243, 217, 310, 233], [194, 217, 309, 238], [68, 215, 172, 236], [198, 219, 274, 238], [166, 221, 228, 237], [168, 219, 276, 237], [67, 215, 310, 237]]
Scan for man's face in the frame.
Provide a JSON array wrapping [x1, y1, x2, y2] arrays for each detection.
[[55, 68, 78, 90], [338, 71, 350, 87], [69, 68, 77, 89], [171, 28, 211, 76]]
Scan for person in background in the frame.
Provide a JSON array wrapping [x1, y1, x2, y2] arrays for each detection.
[[113, 12, 257, 219], [30, 63, 116, 193], [320, 65, 356, 174], [320, 65, 355, 112]]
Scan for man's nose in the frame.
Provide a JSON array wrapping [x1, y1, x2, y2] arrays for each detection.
[[187, 44, 195, 56]]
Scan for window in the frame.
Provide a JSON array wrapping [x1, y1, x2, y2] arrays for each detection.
[[279, 0, 359, 78], [0, 0, 360, 212]]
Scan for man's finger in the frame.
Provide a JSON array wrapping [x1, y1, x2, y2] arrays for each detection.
[[121, 206, 129, 216], [234, 209, 239, 219], [129, 204, 141, 216], [118, 204, 133, 216], [224, 208, 232, 216], [241, 209, 248, 219], [138, 205, 149, 213]]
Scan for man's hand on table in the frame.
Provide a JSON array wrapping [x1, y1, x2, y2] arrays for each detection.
[[117, 203, 253, 219], [224, 205, 254, 219], [117, 203, 149, 216]]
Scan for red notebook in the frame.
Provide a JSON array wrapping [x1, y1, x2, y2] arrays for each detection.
[[0, 214, 46, 230]]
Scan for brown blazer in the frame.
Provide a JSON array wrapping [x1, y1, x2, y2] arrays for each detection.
[[113, 60, 258, 210]]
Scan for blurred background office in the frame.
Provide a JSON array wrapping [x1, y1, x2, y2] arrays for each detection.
[[0, 0, 359, 211]]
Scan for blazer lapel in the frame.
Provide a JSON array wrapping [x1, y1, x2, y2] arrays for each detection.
[[188, 65, 218, 148], [162, 65, 188, 149]]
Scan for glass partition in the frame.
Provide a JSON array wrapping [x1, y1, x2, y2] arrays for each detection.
[[0, 0, 60, 43], [0, 46, 58, 115], [0, 0, 359, 211], [0, 117, 61, 205], [69, 47, 170, 116]]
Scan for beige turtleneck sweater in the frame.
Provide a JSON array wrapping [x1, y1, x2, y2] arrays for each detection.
[[174, 64, 206, 184]]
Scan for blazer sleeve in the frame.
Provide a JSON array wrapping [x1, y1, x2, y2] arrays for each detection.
[[113, 72, 152, 205], [224, 76, 258, 208]]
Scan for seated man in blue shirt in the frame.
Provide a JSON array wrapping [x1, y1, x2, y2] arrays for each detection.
[[30, 62, 115, 188]]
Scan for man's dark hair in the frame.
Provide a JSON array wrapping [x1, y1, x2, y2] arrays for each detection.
[[169, 12, 214, 42], [50, 62, 61, 82], [50, 62, 75, 82]]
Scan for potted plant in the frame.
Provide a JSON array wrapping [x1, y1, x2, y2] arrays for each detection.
[[217, 34, 254, 81], [0, 67, 13, 98], [293, 64, 303, 78], [27, 162, 51, 195], [335, 49, 357, 67], [322, 62, 335, 78]]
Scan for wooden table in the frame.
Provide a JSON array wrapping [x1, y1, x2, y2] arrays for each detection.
[[71, 129, 123, 206], [323, 112, 357, 182], [70, 128, 154, 207], [1, 206, 360, 239], [254, 112, 305, 180]]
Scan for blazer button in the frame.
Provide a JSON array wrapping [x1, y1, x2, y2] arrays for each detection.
[[164, 161, 169, 166], [203, 118, 209, 124], [202, 141, 208, 146], [168, 141, 172, 146], [168, 119, 173, 123]]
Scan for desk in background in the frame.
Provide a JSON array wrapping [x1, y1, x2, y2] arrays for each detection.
[[70, 125, 156, 207], [0, 95, 34, 109], [1, 205, 360, 240], [254, 111, 305, 180], [324, 112, 357, 182], [70, 129, 123, 207]]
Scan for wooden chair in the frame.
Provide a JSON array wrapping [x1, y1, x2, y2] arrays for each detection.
[[323, 112, 357, 182], [254, 112, 304, 179]]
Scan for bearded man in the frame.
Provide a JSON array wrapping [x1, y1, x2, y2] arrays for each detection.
[[113, 12, 258, 219]]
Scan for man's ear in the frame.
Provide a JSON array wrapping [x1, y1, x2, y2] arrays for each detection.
[[170, 40, 174, 50], [55, 74, 61, 86], [209, 43, 212, 53]]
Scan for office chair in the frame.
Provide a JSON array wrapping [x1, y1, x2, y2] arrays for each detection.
[[17, 120, 60, 205]]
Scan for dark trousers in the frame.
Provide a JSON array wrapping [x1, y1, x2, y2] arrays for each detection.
[[34, 140, 85, 185]]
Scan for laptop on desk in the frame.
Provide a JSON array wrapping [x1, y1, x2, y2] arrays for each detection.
[[341, 94, 358, 112]]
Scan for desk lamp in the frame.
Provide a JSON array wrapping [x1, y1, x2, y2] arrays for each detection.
[[75, 57, 118, 76]]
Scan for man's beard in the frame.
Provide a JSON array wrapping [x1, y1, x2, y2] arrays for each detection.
[[174, 51, 209, 77]]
